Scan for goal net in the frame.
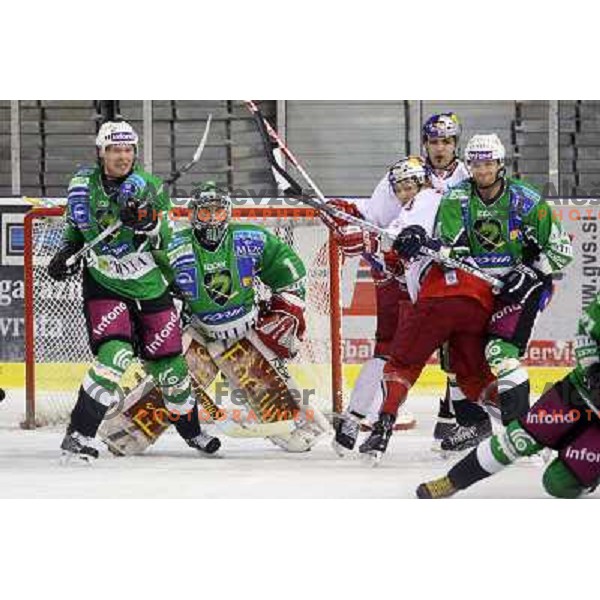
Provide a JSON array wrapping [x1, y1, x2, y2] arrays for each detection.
[[23, 205, 344, 428]]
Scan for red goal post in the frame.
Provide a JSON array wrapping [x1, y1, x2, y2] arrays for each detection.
[[23, 204, 344, 428]]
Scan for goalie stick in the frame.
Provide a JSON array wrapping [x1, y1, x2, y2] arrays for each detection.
[[65, 114, 213, 267], [245, 100, 502, 290]]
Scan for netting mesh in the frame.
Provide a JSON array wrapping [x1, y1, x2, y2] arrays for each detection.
[[26, 210, 341, 426]]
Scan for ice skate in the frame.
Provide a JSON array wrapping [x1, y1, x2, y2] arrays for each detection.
[[332, 412, 361, 456], [358, 413, 395, 465], [185, 430, 221, 455], [416, 475, 458, 499], [439, 419, 492, 453], [60, 427, 99, 464]]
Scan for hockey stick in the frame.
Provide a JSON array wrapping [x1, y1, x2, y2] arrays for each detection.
[[65, 114, 213, 267], [245, 100, 502, 290], [246, 100, 396, 279]]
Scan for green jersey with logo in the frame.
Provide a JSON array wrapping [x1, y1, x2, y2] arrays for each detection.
[[62, 165, 172, 300], [160, 223, 306, 340], [571, 295, 600, 403], [435, 177, 573, 277]]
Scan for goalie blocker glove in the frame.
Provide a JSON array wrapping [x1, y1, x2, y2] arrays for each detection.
[[47, 241, 84, 282], [255, 292, 306, 359], [498, 263, 549, 305]]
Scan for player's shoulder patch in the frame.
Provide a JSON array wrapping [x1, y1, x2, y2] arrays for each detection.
[[443, 180, 471, 201], [168, 223, 193, 249], [231, 224, 267, 256], [509, 178, 542, 214], [68, 167, 95, 192]]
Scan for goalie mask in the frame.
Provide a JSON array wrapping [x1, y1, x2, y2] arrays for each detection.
[[189, 184, 232, 248], [464, 134, 506, 190]]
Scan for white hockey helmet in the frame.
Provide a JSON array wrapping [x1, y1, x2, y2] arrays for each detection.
[[422, 113, 462, 141], [388, 155, 430, 187], [464, 134, 505, 166], [96, 120, 139, 156]]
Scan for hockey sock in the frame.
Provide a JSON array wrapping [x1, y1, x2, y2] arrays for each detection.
[[146, 355, 195, 415], [448, 421, 542, 491], [69, 386, 110, 438], [498, 376, 530, 425], [173, 401, 201, 440], [453, 399, 490, 426], [438, 379, 455, 419], [347, 357, 386, 420]]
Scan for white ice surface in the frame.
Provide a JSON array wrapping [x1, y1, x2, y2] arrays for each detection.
[[0, 389, 593, 499]]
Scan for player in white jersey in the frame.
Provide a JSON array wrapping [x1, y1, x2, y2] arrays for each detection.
[[420, 113, 492, 445], [422, 113, 470, 193], [329, 113, 485, 454], [331, 157, 442, 454]]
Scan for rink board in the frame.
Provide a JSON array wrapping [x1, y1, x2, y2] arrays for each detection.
[[0, 361, 571, 396]]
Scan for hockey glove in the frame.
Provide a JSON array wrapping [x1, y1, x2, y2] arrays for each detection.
[[255, 292, 306, 359], [48, 241, 84, 282], [392, 225, 429, 260], [321, 199, 364, 232], [333, 225, 380, 258], [498, 264, 548, 305], [584, 363, 600, 408], [118, 176, 159, 233]]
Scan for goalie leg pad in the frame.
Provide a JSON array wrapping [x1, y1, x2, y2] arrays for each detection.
[[209, 331, 330, 450]]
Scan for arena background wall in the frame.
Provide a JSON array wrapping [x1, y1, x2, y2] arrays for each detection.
[[2, 100, 599, 395]]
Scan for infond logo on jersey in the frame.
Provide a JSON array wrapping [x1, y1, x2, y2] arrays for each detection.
[[93, 302, 128, 338], [565, 446, 600, 464], [147, 311, 179, 355]]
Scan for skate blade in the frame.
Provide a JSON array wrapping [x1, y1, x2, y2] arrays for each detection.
[[359, 450, 383, 467], [59, 452, 94, 466]]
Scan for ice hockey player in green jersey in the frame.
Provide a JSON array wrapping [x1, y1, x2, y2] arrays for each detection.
[[417, 292, 600, 499], [160, 183, 330, 452], [48, 120, 219, 462], [402, 133, 573, 451], [101, 183, 331, 455]]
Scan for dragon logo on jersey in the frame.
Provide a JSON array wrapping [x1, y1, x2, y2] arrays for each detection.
[[473, 218, 504, 251], [204, 270, 233, 306]]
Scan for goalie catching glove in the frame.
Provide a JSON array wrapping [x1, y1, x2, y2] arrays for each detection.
[[118, 174, 159, 233], [47, 241, 83, 282], [255, 292, 306, 359], [322, 199, 379, 257]]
